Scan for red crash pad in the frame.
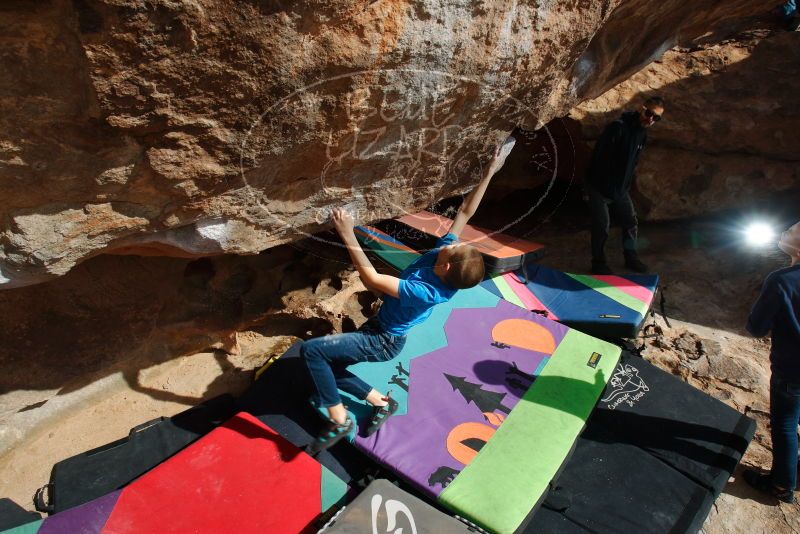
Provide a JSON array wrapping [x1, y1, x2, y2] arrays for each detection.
[[102, 412, 345, 534]]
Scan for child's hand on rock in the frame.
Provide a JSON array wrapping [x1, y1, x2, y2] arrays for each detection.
[[331, 207, 355, 235]]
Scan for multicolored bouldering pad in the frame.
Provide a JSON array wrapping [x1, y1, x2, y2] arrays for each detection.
[[481, 264, 659, 339], [354, 224, 659, 340], [525, 352, 755, 533], [338, 284, 621, 533], [4, 413, 348, 534], [384, 211, 546, 273], [238, 341, 380, 484], [354, 225, 420, 271], [320, 479, 473, 533]]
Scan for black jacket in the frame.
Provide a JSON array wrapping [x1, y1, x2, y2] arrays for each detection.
[[586, 111, 647, 200], [747, 264, 800, 383]]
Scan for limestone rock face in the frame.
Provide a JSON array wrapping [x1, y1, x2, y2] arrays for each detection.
[[573, 29, 800, 220], [0, 0, 768, 287]]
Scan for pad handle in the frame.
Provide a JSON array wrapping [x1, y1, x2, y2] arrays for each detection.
[[33, 483, 54, 514], [129, 416, 167, 437]]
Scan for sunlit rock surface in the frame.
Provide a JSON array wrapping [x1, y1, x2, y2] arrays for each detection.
[[573, 28, 800, 220], [0, 0, 768, 287]]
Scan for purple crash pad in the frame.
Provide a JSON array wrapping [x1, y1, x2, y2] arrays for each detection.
[[38, 490, 120, 534], [352, 299, 569, 496]]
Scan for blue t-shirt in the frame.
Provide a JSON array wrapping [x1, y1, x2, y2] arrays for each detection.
[[747, 264, 800, 382], [377, 233, 459, 336]]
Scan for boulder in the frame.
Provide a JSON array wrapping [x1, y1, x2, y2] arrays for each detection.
[[0, 0, 769, 287]]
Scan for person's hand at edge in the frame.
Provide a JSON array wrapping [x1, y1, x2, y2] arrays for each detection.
[[486, 141, 505, 175], [331, 207, 355, 237]]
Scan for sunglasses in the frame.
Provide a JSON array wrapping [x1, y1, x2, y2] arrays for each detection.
[[643, 108, 662, 122]]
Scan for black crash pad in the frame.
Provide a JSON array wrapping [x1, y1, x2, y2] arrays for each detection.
[[0, 498, 41, 531], [35, 394, 237, 514], [525, 352, 755, 534]]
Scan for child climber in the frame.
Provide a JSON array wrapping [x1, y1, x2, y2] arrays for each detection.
[[302, 139, 514, 453]]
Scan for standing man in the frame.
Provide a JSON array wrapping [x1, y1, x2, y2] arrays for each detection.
[[585, 96, 664, 275], [743, 220, 800, 504]]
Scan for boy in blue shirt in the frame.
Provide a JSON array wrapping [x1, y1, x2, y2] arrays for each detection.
[[744, 219, 800, 504], [302, 144, 510, 453]]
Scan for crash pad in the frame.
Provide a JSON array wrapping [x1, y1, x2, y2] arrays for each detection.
[[5, 414, 349, 534], [34, 394, 237, 513], [320, 479, 473, 533], [354, 225, 420, 271], [384, 211, 545, 273], [525, 352, 755, 534], [337, 284, 620, 534], [354, 225, 658, 339], [238, 341, 380, 484], [482, 263, 660, 339]]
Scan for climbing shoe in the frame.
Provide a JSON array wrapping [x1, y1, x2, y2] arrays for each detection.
[[743, 469, 795, 504], [624, 254, 649, 273], [307, 417, 354, 455], [364, 396, 399, 437]]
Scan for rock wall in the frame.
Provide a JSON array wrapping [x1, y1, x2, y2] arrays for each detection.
[[0, 238, 375, 452], [573, 28, 800, 220], [0, 0, 768, 288]]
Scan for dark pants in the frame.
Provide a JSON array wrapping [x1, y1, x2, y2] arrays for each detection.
[[300, 319, 406, 408], [588, 188, 638, 262], [770, 374, 800, 490]]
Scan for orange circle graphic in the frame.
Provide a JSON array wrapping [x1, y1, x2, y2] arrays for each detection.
[[446, 422, 496, 465], [491, 318, 556, 354]]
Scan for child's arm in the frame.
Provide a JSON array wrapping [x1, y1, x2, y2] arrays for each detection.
[[332, 208, 401, 298], [448, 141, 508, 238]]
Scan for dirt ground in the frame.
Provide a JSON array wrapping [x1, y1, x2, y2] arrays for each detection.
[[0, 195, 798, 533]]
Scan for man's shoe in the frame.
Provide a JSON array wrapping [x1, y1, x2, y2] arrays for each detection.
[[624, 254, 649, 273], [364, 396, 399, 437], [307, 417, 354, 455], [743, 469, 795, 504], [591, 260, 613, 275]]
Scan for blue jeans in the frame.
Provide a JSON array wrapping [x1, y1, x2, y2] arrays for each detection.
[[770, 374, 800, 490], [301, 319, 406, 408]]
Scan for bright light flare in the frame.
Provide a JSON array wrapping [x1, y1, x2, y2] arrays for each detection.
[[744, 222, 776, 247]]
